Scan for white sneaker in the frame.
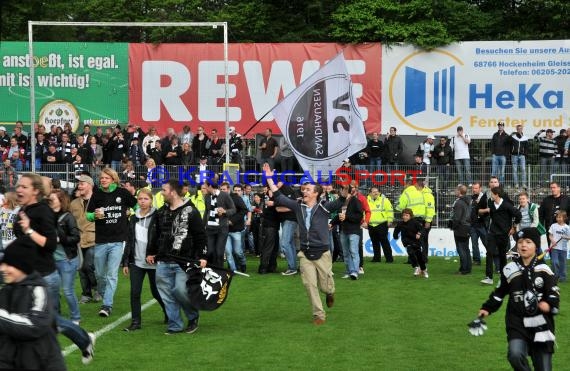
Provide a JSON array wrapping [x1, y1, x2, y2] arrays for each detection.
[[413, 267, 421, 276], [422, 270, 429, 279], [341, 274, 350, 279], [358, 267, 365, 275], [480, 277, 493, 285], [81, 332, 96, 365]]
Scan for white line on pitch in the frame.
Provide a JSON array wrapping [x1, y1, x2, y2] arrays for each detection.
[[62, 299, 157, 357]]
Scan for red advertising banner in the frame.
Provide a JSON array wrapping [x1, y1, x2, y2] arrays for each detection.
[[128, 43, 381, 136]]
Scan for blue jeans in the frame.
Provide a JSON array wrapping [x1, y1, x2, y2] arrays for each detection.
[[56, 256, 81, 321], [511, 155, 527, 186], [508, 338, 552, 371], [550, 249, 567, 282], [454, 158, 472, 185], [340, 232, 360, 275], [280, 220, 298, 271], [491, 155, 506, 184], [43, 270, 90, 351], [225, 231, 247, 272], [369, 157, 382, 170], [156, 262, 199, 332], [111, 160, 122, 173], [94, 242, 124, 308]]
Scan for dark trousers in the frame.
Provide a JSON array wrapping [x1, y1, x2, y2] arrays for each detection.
[[331, 225, 343, 262], [251, 219, 261, 255], [207, 226, 229, 268], [469, 225, 487, 263], [508, 338, 552, 371], [369, 223, 393, 262], [358, 228, 364, 268], [128, 264, 166, 324], [486, 233, 509, 278], [259, 226, 279, 273], [414, 217, 430, 262], [78, 246, 97, 297], [406, 245, 426, 271], [454, 235, 471, 274]]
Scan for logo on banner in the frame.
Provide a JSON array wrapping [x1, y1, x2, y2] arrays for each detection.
[[389, 50, 464, 132]]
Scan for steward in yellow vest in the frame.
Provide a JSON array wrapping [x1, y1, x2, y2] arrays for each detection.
[[367, 186, 394, 263]]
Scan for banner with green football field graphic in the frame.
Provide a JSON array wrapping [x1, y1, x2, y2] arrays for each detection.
[[0, 42, 128, 132]]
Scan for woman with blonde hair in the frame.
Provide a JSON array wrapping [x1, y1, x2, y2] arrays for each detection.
[[121, 188, 166, 331], [87, 167, 137, 317]]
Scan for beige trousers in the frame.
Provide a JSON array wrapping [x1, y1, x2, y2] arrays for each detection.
[[298, 250, 335, 320]]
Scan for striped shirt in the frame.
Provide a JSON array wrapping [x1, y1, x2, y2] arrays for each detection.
[[534, 133, 557, 158]]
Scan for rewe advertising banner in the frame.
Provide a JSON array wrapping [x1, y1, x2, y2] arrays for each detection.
[[382, 40, 570, 137]]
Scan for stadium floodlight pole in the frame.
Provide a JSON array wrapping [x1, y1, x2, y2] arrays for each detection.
[[27, 20, 229, 172]]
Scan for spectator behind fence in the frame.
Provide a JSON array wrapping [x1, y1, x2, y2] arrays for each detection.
[[539, 181, 570, 247], [510, 125, 529, 189], [228, 126, 243, 165], [258, 129, 278, 169], [179, 125, 194, 145], [534, 129, 557, 185], [554, 129, 568, 178], [366, 132, 383, 169], [490, 122, 509, 184], [451, 126, 472, 186], [433, 136, 452, 181], [383, 127, 403, 168], [192, 126, 210, 164]]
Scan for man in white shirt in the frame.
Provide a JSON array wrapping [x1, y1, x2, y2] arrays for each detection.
[[451, 126, 472, 186]]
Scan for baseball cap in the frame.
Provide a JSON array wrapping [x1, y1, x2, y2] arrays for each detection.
[[200, 155, 208, 160], [229, 126, 235, 133], [0, 126, 5, 132], [77, 175, 94, 186], [427, 135, 435, 140]]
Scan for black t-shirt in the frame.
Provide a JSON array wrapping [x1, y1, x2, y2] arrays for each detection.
[[88, 186, 137, 243]]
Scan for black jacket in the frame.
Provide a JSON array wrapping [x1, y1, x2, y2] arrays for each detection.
[[0, 272, 66, 370], [383, 135, 403, 163], [335, 196, 363, 235], [154, 199, 207, 261], [482, 258, 559, 352], [539, 194, 570, 228], [274, 191, 345, 260], [490, 131, 510, 156], [510, 133, 530, 156], [123, 208, 158, 267], [203, 190, 236, 230], [55, 211, 81, 259], [488, 199, 522, 235], [451, 196, 471, 238], [14, 201, 58, 276], [393, 219, 423, 248], [228, 193, 247, 233]]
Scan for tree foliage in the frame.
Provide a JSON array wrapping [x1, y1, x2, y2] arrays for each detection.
[[1, 0, 570, 48]]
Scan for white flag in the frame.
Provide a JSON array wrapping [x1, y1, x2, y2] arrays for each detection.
[[271, 52, 367, 173]]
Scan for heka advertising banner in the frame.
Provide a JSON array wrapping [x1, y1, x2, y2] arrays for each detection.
[[128, 43, 381, 135], [0, 42, 128, 130], [382, 40, 570, 137], [271, 53, 367, 172]]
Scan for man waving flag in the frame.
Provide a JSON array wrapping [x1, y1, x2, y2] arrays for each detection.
[[271, 52, 367, 173]]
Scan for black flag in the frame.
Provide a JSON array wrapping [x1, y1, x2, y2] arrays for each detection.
[[168, 255, 234, 311]]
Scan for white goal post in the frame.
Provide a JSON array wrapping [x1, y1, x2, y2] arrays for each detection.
[[27, 21, 229, 171]]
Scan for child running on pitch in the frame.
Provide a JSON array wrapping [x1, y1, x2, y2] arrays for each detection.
[[475, 228, 559, 370], [548, 210, 570, 282], [393, 208, 427, 278]]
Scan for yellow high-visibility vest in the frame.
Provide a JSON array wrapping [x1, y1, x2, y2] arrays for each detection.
[[367, 194, 394, 226]]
